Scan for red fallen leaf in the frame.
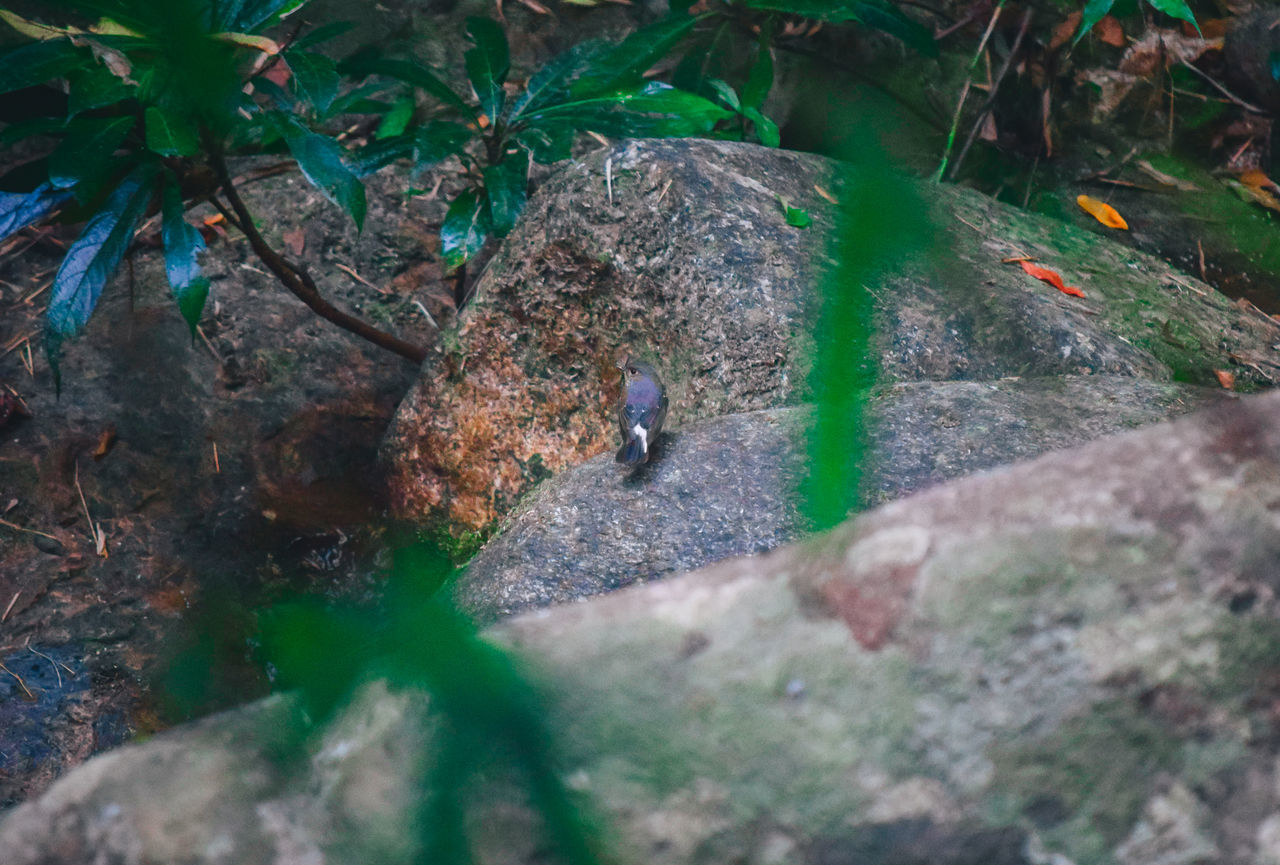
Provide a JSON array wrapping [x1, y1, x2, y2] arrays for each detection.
[[1214, 369, 1235, 390], [1018, 260, 1086, 298]]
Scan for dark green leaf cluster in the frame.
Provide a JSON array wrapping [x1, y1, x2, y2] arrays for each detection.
[[345, 11, 739, 271], [1075, 0, 1199, 43], [0, 0, 366, 386]]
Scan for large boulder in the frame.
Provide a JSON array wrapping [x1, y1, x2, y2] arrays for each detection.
[[382, 138, 833, 529], [4, 389, 1280, 865], [383, 137, 1280, 536]]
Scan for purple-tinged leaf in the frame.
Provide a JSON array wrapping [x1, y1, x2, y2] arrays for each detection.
[[47, 162, 158, 339], [0, 182, 71, 244]]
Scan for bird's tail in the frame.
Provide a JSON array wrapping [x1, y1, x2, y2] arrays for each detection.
[[616, 437, 647, 465]]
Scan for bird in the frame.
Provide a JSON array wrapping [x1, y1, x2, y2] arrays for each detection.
[[615, 357, 668, 466]]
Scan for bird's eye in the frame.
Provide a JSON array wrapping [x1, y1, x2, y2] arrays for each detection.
[[627, 367, 638, 375]]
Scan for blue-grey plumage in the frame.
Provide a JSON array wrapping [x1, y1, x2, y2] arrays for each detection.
[[616, 358, 668, 465]]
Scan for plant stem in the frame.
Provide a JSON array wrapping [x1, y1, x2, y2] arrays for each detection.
[[933, 0, 1006, 182], [205, 138, 429, 364]]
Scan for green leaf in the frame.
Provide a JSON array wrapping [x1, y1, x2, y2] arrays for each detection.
[[778, 196, 810, 227], [848, 1, 938, 56], [250, 76, 294, 111], [67, 64, 133, 118], [48, 115, 135, 194], [528, 81, 733, 138], [218, 0, 307, 32], [740, 0, 937, 54], [271, 113, 366, 230], [740, 0, 862, 19], [375, 94, 415, 139], [160, 171, 209, 336], [293, 20, 355, 50], [1075, 0, 1117, 44], [0, 116, 66, 145], [508, 41, 608, 121], [145, 105, 198, 157], [464, 17, 509, 125], [706, 78, 740, 111], [441, 188, 490, 271], [743, 106, 780, 147], [0, 40, 85, 96], [286, 50, 340, 113], [0, 182, 71, 244], [515, 121, 575, 163], [1144, 0, 1199, 33], [671, 33, 714, 95], [351, 120, 469, 175], [47, 162, 158, 340], [482, 145, 529, 236], [340, 53, 473, 117], [323, 82, 388, 116], [571, 14, 698, 97], [742, 30, 774, 110]]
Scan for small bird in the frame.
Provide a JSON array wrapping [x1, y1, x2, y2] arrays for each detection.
[[616, 357, 668, 466]]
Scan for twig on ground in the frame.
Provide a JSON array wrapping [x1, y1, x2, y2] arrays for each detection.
[[27, 643, 75, 687], [0, 662, 34, 698], [1179, 61, 1267, 114], [0, 517, 58, 542]]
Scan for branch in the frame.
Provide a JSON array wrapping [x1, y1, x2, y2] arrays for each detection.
[[204, 140, 429, 364]]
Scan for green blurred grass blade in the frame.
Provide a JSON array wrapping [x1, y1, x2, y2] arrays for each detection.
[[804, 135, 931, 529]]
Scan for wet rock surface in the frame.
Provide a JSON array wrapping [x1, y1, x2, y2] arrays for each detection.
[[384, 139, 1280, 542], [455, 375, 1233, 621]]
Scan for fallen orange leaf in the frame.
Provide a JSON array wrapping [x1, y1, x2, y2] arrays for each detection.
[[1235, 171, 1280, 213], [1239, 169, 1277, 193], [1018, 260, 1086, 298], [1214, 369, 1235, 390], [1077, 195, 1129, 229]]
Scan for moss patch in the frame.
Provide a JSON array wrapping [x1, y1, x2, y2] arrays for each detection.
[[990, 699, 1182, 854]]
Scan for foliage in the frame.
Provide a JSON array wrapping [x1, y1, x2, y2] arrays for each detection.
[[1075, 0, 1199, 43], [0, 0, 381, 384], [343, 12, 736, 272]]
